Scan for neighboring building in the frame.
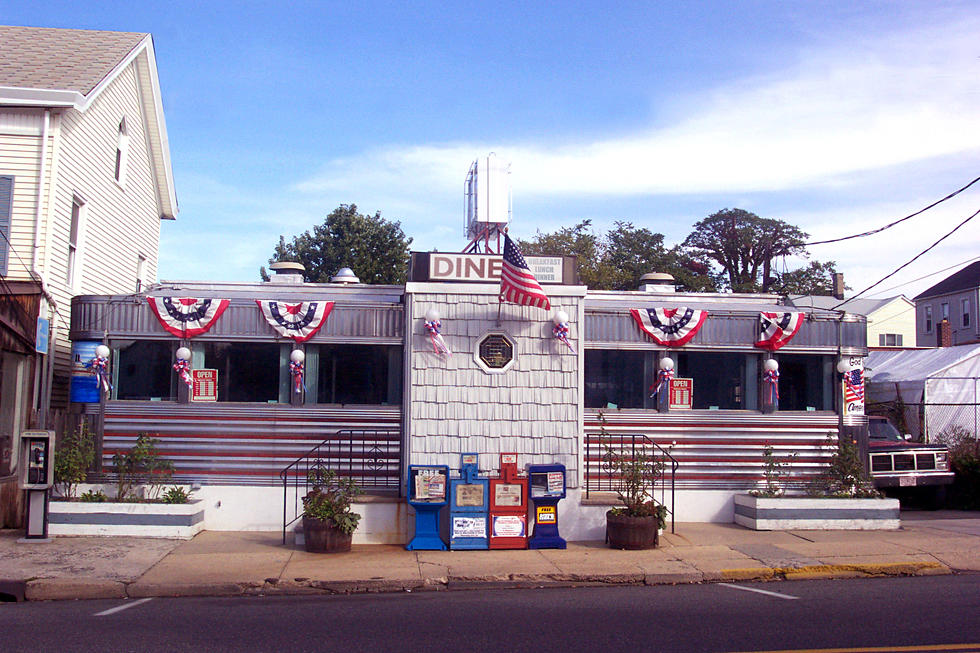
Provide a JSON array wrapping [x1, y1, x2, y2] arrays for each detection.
[[68, 262, 867, 541], [0, 25, 176, 525], [789, 294, 916, 349], [914, 261, 980, 347]]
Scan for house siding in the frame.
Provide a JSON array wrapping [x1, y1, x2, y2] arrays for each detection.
[[917, 290, 980, 347], [405, 285, 585, 486], [867, 298, 915, 347], [0, 126, 54, 279]]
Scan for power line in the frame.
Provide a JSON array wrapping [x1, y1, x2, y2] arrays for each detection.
[[807, 174, 980, 246], [866, 254, 980, 298], [833, 205, 980, 309]]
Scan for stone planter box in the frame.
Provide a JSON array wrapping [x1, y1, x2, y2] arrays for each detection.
[[48, 500, 205, 538], [733, 494, 900, 530]]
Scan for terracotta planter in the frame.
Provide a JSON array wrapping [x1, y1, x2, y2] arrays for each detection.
[[302, 516, 353, 553], [605, 510, 659, 549]]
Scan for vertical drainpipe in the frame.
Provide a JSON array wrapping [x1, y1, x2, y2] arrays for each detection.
[[32, 109, 52, 423]]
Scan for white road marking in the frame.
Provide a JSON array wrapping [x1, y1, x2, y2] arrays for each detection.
[[94, 598, 154, 616], [718, 583, 799, 600]]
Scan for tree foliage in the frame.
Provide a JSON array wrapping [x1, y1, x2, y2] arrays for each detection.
[[682, 208, 809, 293], [263, 204, 413, 284], [772, 260, 841, 296]]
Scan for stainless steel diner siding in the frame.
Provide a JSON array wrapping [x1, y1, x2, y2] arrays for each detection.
[[584, 309, 865, 351], [71, 296, 404, 343], [585, 409, 839, 490], [101, 403, 402, 487]]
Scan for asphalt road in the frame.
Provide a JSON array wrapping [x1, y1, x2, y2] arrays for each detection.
[[2, 574, 978, 652]]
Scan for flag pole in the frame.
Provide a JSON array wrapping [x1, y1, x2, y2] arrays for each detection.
[[496, 227, 508, 326]]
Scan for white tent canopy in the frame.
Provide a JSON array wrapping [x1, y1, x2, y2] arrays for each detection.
[[866, 344, 980, 441]]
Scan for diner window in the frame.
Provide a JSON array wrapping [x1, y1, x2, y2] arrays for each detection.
[[202, 342, 279, 402], [775, 354, 833, 411], [675, 352, 757, 410], [878, 333, 903, 347], [316, 344, 402, 405], [584, 350, 648, 409], [113, 340, 176, 401]]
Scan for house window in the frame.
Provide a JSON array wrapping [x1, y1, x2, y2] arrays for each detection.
[[113, 340, 176, 400], [0, 176, 12, 276], [878, 333, 903, 347], [773, 354, 834, 411], [941, 302, 949, 321], [114, 118, 129, 184], [203, 342, 279, 402], [963, 299, 970, 327], [924, 306, 933, 332], [68, 197, 85, 290], [136, 253, 147, 293], [316, 344, 402, 405]]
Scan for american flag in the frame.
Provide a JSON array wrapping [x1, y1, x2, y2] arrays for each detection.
[[499, 233, 551, 311], [844, 368, 864, 403]]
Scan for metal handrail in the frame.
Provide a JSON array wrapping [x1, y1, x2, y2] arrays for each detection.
[[585, 432, 678, 534], [280, 428, 401, 544]]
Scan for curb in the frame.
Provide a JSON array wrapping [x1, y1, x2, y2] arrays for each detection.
[[12, 561, 954, 601]]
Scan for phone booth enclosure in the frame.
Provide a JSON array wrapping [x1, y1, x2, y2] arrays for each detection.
[[449, 453, 489, 549], [488, 453, 529, 549], [527, 463, 567, 549], [20, 430, 55, 539], [406, 464, 449, 551]]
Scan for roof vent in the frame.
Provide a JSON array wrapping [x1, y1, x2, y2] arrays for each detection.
[[639, 272, 675, 293], [267, 261, 305, 284], [330, 267, 360, 284]]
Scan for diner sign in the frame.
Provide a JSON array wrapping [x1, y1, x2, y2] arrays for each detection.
[[425, 253, 565, 283]]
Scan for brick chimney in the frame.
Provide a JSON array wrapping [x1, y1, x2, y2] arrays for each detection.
[[937, 319, 952, 347]]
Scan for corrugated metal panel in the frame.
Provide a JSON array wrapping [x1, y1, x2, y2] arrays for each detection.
[[72, 297, 404, 342], [102, 403, 402, 486], [586, 308, 865, 352], [585, 408, 838, 490]]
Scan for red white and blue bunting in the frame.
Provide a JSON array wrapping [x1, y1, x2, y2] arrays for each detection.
[[755, 312, 805, 351], [255, 300, 334, 342], [423, 319, 451, 357], [147, 297, 230, 338], [630, 307, 708, 347]]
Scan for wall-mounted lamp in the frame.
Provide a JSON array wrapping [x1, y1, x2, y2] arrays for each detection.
[[551, 310, 574, 353], [174, 346, 193, 387], [289, 349, 306, 394]]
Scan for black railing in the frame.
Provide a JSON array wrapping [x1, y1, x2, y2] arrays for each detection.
[[280, 428, 401, 544], [585, 432, 678, 534]]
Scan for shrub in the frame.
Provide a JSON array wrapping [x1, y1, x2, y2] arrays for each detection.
[[111, 434, 175, 501], [302, 468, 362, 535], [750, 443, 797, 497], [937, 425, 980, 510], [808, 435, 879, 498], [162, 486, 192, 504], [79, 489, 108, 502], [54, 422, 96, 499]]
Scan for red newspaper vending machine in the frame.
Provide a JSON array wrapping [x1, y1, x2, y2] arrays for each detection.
[[488, 453, 528, 549]]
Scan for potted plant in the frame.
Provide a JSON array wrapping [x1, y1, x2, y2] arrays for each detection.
[[604, 445, 668, 549], [301, 468, 362, 553]]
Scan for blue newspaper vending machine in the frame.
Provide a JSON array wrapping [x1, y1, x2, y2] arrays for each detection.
[[527, 463, 567, 549], [449, 453, 489, 550], [406, 464, 449, 550]]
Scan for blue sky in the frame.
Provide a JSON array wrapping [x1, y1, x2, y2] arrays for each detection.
[[7, 1, 980, 298]]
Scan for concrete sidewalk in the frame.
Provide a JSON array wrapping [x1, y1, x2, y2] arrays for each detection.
[[2, 512, 978, 602]]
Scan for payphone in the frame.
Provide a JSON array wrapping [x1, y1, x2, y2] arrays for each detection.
[[405, 464, 449, 550], [488, 453, 528, 549], [527, 463, 567, 549], [19, 430, 55, 539], [449, 453, 489, 550]]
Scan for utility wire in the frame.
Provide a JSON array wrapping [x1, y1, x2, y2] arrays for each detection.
[[866, 254, 980, 298], [807, 174, 980, 246], [833, 206, 980, 309], [0, 225, 71, 332]]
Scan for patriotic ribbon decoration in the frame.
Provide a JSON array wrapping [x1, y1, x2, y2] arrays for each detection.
[[289, 360, 306, 394], [173, 357, 193, 388], [147, 297, 229, 338], [755, 312, 805, 351], [256, 300, 334, 342], [87, 355, 112, 395], [649, 368, 673, 398], [423, 319, 451, 356], [630, 307, 708, 347], [764, 368, 779, 403], [552, 322, 575, 353]]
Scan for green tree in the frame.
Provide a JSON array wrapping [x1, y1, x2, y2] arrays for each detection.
[[682, 208, 808, 292], [605, 222, 719, 292], [518, 220, 608, 288], [263, 204, 413, 284], [773, 260, 842, 296]]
